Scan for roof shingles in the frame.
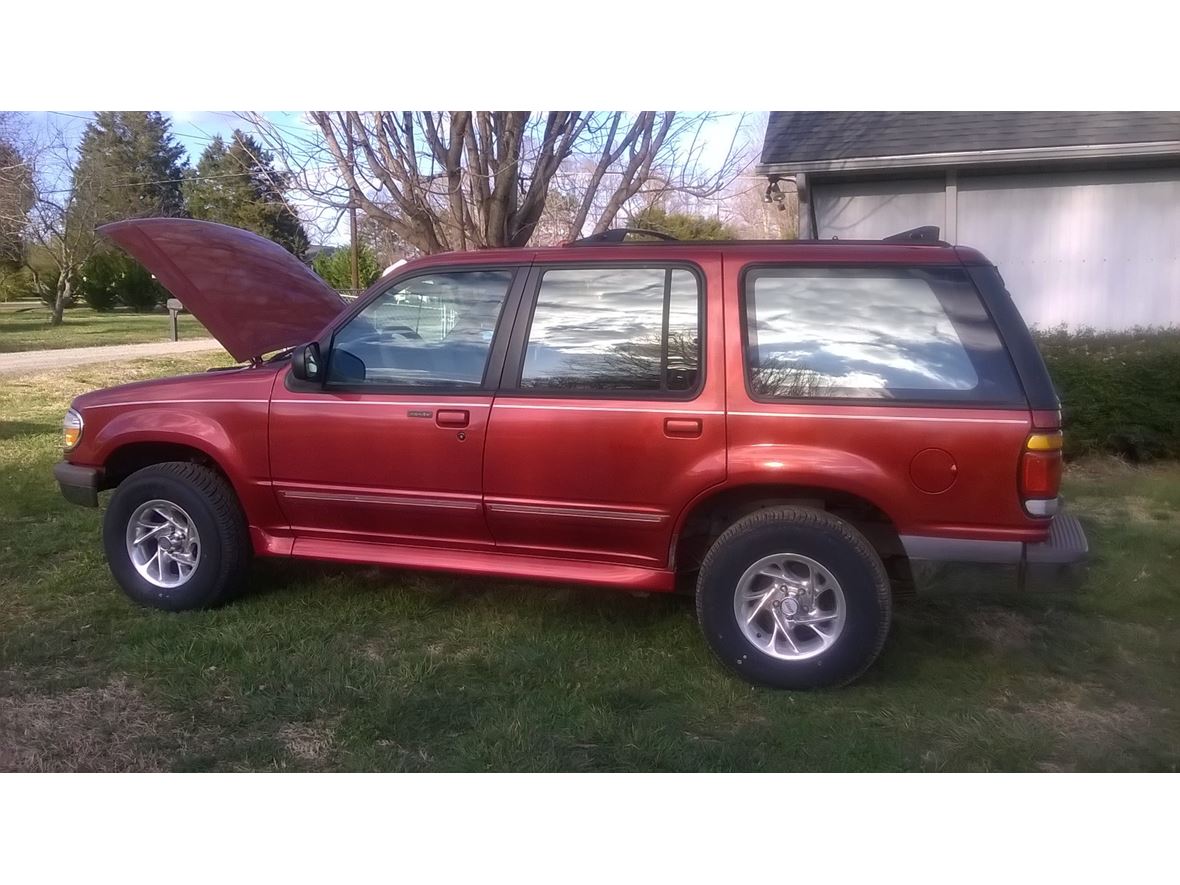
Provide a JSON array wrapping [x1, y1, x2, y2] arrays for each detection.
[[759, 112, 1180, 166]]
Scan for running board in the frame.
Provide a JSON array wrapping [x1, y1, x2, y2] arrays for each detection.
[[289, 537, 676, 592]]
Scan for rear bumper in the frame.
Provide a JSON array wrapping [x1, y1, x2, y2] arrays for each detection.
[[54, 461, 102, 508], [900, 511, 1088, 593]]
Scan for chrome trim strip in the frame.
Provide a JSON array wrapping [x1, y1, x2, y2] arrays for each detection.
[[494, 404, 723, 416], [487, 502, 666, 523], [280, 490, 480, 511], [730, 411, 1028, 425], [87, 399, 269, 408], [272, 400, 491, 408]]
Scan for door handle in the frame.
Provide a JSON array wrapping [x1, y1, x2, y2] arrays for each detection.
[[436, 409, 470, 428], [664, 417, 702, 438]]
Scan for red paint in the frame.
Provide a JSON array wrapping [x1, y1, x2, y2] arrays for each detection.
[[66, 227, 1060, 593], [268, 383, 496, 549]]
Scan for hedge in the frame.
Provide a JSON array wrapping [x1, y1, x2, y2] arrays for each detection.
[[1034, 326, 1180, 461]]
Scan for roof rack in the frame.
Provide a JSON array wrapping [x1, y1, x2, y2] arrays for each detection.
[[881, 226, 945, 245], [565, 225, 948, 247], [569, 228, 679, 245]]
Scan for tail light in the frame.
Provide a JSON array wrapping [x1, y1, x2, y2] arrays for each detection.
[[1021, 431, 1063, 516]]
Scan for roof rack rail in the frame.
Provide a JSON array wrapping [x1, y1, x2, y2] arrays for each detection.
[[563, 225, 948, 247], [881, 226, 945, 245], [569, 228, 679, 245]]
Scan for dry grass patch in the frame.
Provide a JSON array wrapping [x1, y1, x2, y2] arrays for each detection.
[[967, 607, 1039, 652], [0, 675, 174, 772], [1016, 678, 1154, 770], [278, 719, 338, 762]]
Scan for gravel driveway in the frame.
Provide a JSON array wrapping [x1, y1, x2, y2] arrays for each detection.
[[0, 339, 225, 376]]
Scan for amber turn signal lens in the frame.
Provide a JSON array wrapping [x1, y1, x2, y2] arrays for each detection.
[[63, 408, 83, 450], [1026, 431, 1063, 451]]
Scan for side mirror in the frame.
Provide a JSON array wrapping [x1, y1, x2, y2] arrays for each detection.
[[291, 342, 323, 383]]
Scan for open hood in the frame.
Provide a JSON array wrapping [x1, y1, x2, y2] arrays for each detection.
[[100, 218, 346, 362]]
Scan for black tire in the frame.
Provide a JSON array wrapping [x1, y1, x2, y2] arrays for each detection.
[[102, 461, 251, 611], [695, 506, 891, 689]]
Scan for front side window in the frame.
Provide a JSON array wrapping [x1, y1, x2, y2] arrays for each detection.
[[328, 270, 514, 387], [743, 266, 1022, 403], [520, 266, 701, 394]]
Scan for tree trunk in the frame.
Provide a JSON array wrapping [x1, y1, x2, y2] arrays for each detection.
[[52, 275, 70, 325]]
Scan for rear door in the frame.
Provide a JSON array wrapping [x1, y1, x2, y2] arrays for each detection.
[[269, 266, 526, 550], [482, 256, 727, 569]]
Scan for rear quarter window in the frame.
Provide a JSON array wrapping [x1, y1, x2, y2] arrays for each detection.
[[742, 266, 1024, 405]]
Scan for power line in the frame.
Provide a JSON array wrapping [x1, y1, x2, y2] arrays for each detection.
[[33, 169, 267, 197]]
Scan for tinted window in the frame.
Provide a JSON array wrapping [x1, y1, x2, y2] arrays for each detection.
[[743, 267, 1022, 403], [521, 267, 701, 394], [328, 270, 513, 387]]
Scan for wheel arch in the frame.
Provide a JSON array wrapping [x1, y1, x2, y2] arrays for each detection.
[[670, 481, 907, 577], [100, 439, 235, 492], [90, 408, 250, 498]]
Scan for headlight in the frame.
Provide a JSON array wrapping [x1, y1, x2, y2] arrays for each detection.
[[63, 408, 83, 450]]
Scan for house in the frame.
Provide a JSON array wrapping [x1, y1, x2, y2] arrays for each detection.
[[757, 112, 1180, 329]]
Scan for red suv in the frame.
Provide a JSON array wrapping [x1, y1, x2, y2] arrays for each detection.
[[54, 219, 1086, 689]]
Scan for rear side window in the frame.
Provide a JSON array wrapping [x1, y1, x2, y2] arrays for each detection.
[[520, 266, 701, 394], [743, 266, 1022, 404]]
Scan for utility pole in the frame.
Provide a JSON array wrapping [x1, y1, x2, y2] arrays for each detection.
[[346, 115, 359, 292]]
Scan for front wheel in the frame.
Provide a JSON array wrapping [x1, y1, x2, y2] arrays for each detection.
[[102, 462, 251, 611], [695, 506, 892, 689]]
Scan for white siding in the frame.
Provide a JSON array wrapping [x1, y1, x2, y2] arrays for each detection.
[[814, 179, 945, 240], [957, 169, 1180, 329], [812, 167, 1180, 330]]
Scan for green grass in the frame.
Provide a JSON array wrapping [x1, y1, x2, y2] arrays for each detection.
[[2, 354, 1179, 771], [0, 306, 210, 353]]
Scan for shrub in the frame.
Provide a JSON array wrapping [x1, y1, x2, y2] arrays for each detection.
[[0, 264, 37, 302], [1035, 326, 1180, 461]]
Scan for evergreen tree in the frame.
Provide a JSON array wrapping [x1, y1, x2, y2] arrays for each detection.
[[70, 112, 187, 312], [312, 245, 381, 291], [185, 130, 309, 258], [0, 135, 32, 268], [72, 111, 188, 223], [628, 206, 737, 241]]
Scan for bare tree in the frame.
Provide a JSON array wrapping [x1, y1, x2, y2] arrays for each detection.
[[621, 115, 798, 241], [0, 119, 102, 324], [245, 112, 747, 255]]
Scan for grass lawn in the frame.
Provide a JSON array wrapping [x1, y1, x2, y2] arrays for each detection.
[[1, 354, 1178, 771], [0, 306, 210, 353]]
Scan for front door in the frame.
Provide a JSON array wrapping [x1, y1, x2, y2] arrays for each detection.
[[269, 266, 523, 550], [482, 258, 727, 569]]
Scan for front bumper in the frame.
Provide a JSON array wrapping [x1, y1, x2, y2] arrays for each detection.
[[54, 461, 103, 508], [901, 511, 1089, 593]]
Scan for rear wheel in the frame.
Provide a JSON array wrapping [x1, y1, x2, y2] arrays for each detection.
[[102, 462, 251, 611], [695, 506, 891, 689]]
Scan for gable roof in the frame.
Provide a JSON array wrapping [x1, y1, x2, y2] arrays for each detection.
[[758, 112, 1180, 175]]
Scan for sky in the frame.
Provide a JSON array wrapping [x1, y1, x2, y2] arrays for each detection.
[[25, 111, 754, 247]]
